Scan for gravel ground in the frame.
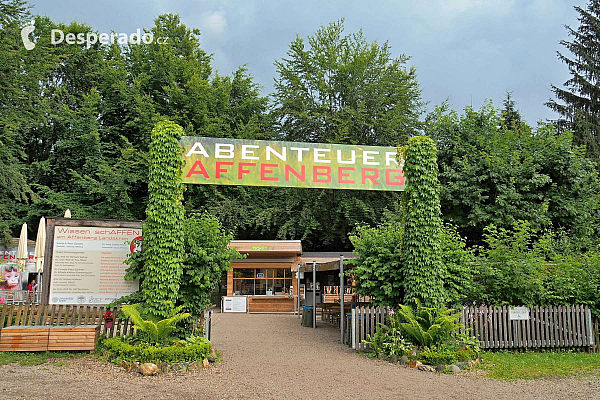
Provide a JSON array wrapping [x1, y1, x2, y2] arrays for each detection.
[[0, 311, 598, 400]]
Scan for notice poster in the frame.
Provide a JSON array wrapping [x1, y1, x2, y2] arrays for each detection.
[[49, 226, 141, 304], [223, 296, 247, 313]]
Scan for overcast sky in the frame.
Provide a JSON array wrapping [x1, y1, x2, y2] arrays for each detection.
[[29, 0, 586, 125]]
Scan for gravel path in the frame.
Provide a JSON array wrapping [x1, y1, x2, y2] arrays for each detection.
[[0, 311, 598, 399]]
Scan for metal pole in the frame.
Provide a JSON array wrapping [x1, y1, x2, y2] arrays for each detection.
[[340, 254, 344, 343], [312, 261, 316, 329], [297, 266, 301, 319]]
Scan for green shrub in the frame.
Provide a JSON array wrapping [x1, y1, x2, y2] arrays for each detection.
[[121, 302, 191, 345], [457, 348, 477, 362], [418, 345, 459, 365], [394, 300, 461, 347], [177, 335, 211, 347], [100, 337, 211, 365], [363, 315, 413, 359]]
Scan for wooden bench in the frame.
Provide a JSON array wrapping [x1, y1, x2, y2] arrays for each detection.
[[0, 325, 100, 352]]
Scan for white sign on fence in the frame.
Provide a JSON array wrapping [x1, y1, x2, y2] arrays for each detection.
[[223, 296, 247, 313], [509, 306, 530, 320]]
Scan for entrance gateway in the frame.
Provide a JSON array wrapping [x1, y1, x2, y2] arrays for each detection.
[[182, 137, 404, 340]]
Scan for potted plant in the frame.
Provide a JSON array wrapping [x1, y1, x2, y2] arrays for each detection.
[[103, 310, 114, 329]]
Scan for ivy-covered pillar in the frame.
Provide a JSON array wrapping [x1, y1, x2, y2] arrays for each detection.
[[140, 120, 186, 317], [401, 136, 445, 307]]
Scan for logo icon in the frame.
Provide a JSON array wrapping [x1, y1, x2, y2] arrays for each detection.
[[21, 20, 35, 50]]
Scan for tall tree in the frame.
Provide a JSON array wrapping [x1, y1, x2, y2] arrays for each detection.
[[501, 91, 522, 129], [272, 18, 424, 146], [547, 1, 600, 163], [0, 0, 33, 243], [243, 19, 425, 251]]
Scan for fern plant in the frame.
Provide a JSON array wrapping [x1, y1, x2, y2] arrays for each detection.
[[122, 302, 191, 345], [394, 299, 461, 347]]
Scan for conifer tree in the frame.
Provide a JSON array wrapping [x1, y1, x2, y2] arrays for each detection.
[[501, 91, 522, 129], [547, 1, 600, 162]]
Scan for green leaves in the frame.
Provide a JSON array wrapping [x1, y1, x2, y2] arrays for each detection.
[[547, 2, 600, 162], [272, 18, 423, 146], [121, 303, 191, 345], [394, 300, 461, 347], [350, 221, 404, 307], [402, 136, 446, 307], [179, 212, 241, 315], [427, 102, 600, 246], [127, 120, 186, 318]]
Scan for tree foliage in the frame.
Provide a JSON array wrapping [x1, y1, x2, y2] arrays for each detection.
[[349, 222, 405, 307], [427, 102, 600, 246], [272, 18, 424, 146], [179, 213, 241, 315], [547, 0, 600, 162], [350, 220, 471, 307], [468, 221, 600, 315]]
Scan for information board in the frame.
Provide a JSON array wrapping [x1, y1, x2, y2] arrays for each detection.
[[223, 296, 247, 313], [48, 226, 141, 304]]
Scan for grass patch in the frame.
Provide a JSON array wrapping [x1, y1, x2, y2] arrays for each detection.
[[0, 351, 81, 366], [474, 350, 600, 380]]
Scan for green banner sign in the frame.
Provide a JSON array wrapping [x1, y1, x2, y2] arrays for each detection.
[[180, 137, 405, 191]]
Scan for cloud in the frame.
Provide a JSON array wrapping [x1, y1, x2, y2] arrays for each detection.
[[200, 10, 227, 38]]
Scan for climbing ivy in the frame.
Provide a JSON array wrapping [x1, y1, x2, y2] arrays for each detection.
[[401, 136, 446, 307], [126, 120, 186, 318]]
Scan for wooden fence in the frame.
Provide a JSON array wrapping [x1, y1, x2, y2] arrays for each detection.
[[462, 305, 595, 349], [349, 305, 598, 352], [0, 304, 134, 337], [349, 306, 392, 351], [0, 304, 213, 341], [594, 317, 600, 353]]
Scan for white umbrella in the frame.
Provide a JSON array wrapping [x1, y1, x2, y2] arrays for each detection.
[[34, 217, 46, 272], [64, 209, 71, 218], [16, 223, 28, 272]]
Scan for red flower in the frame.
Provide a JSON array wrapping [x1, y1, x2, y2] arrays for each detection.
[[103, 311, 114, 321]]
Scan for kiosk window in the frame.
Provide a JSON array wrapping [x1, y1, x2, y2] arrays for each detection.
[[232, 267, 293, 295]]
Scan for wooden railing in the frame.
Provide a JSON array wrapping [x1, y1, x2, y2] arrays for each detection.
[[594, 317, 600, 353], [348, 305, 597, 352]]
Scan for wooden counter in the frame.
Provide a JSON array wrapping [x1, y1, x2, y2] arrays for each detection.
[[248, 297, 294, 313]]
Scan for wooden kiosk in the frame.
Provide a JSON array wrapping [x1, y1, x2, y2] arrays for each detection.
[[226, 240, 302, 313]]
